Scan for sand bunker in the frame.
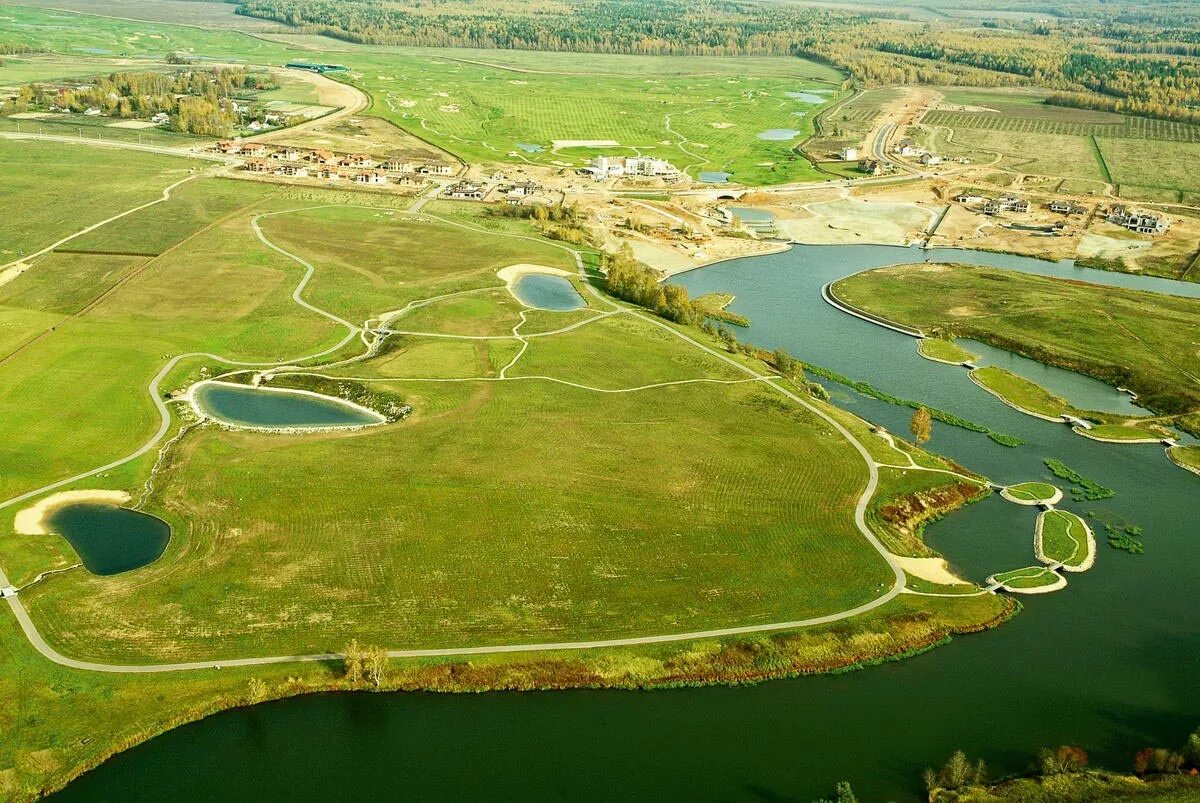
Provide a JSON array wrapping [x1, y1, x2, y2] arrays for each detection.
[[710, 122, 734, 129], [14, 490, 131, 535], [439, 104, 461, 113], [552, 139, 619, 149], [496, 264, 573, 284], [894, 555, 967, 585], [107, 119, 157, 129]]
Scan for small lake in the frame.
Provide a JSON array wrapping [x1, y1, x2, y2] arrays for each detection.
[[726, 206, 775, 223], [698, 171, 732, 183], [511, 273, 586, 311], [515, 142, 544, 153], [191, 382, 384, 430], [961, 338, 1143, 416], [756, 128, 802, 141], [48, 504, 170, 576]]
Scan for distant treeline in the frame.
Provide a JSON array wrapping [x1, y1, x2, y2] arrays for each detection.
[[230, 0, 1200, 125]]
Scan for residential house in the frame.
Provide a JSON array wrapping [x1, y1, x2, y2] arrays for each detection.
[[340, 153, 374, 169], [506, 180, 540, 197], [858, 159, 883, 176], [920, 153, 942, 166], [1107, 205, 1168, 234], [271, 147, 300, 161], [241, 143, 269, 158], [354, 170, 388, 185], [419, 162, 455, 176], [839, 147, 859, 161], [215, 140, 241, 154], [308, 149, 336, 165], [151, 112, 169, 125], [1049, 200, 1087, 215], [954, 194, 987, 204], [381, 157, 415, 173], [276, 163, 309, 177], [893, 138, 920, 157], [582, 156, 679, 181], [445, 181, 485, 200], [245, 159, 271, 173]]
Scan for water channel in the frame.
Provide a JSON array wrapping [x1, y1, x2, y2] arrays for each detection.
[[54, 244, 1200, 801]]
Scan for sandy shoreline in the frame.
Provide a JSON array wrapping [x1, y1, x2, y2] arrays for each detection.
[[496, 263, 573, 283], [14, 490, 131, 535], [894, 554, 968, 586]]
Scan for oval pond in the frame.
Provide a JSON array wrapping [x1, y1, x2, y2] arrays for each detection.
[[48, 503, 170, 576], [510, 273, 586, 311], [192, 382, 384, 430]]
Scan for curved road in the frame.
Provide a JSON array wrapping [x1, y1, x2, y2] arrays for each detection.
[[0, 204, 910, 673]]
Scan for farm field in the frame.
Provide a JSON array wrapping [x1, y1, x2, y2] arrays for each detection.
[[831, 263, 1200, 421]]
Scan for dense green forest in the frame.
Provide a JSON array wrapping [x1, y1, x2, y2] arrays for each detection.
[[231, 0, 1200, 123]]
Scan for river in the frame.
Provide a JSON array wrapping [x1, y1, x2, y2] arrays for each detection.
[[53, 244, 1200, 801]]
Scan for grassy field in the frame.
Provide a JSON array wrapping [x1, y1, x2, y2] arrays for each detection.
[[923, 106, 1200, 143], [1039, 510, 1091, 569], [971, 366, 1068, 419], [1080, 423, 1165, 442], [1004, 482, 1059, 503], [992, 566, 1061, 589], [918, 337, 977, 364], [0, 139, 204, 259], [1168, 445, 1200, 475], [831, 263, 1200, 421]]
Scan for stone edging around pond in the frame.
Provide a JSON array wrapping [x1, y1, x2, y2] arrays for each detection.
[[1166, 446, 1200, 477], [1034, 510, 1096, 573], [986, 568, 1068, 595], [966, 369, 1066, 423], [819, 282, 925, 338], [1000, 484, 1064, 506], [186, 380, 388, 435]]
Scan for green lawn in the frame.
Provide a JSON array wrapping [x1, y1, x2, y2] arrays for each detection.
[[971, 366, 1068, 419], [1081, 423, 1165, 442], [992, 565, 1062, 589], [831, 263, 1200, 420], [1004, 482, 1059, 503], [918, 338, 978, 364], [1038, 510, 1092, 569]]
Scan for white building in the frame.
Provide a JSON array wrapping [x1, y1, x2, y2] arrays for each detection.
[[839, 147, 858, 161], [583, 156, 680, 181]]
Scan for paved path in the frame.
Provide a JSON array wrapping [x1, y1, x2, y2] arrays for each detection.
[[0, 204, 918, 673]]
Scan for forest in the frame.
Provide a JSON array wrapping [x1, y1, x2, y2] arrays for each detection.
[[230, 0, 1200, 123]]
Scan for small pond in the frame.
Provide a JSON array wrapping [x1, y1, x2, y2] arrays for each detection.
[[698, 171, 733, 183], [785, 91, 826, 103], [756, 128, 802, 141], [515, 142, 544, 153], [511, 273, 586, 311], [191, 382, 384, 430], [48, 504, 170, 576]]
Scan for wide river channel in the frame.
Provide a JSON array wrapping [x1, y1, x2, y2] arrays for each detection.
[[54, 244, 1200, 801]]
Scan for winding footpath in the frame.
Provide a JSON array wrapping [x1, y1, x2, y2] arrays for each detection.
[[1, 203, 931, 674]]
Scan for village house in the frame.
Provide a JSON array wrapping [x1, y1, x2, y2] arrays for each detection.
[[893, 138, 920, 157], [354, 170, 388, 185], [215, 140, 241, 154], [1107, 205, 1168, 234], [1049, 200, 1087, 215], [954, 193, 987, 204], [316, 167, 342, 181], [920, 153, 943, 166], [241, 143, 270, 158], [393, 173, 422, 187], [419, 162, 455, 176], [381, 157, 416, 173], [340, 153, 375, 169], [839, 147, 858, 161], [276, 163, 308, 178], [506, 180, 540, 197], [445, 181, 486, 200], [271, 147, 300, 161], [308, 149, 336, 165], [244, 159, 271, 173], [151, 112, 170, 125], [858, 159, 883, 176]]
